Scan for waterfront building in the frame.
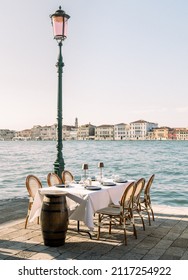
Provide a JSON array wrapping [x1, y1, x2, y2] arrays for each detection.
[[77, 123, 95, 140], [0, 129, 15, 140], [14, 129, 31, 140], [129, 120, 158, 140], [68, 129, 78, 140], [152, 127, 170, 140], [173, 128, 188, 140], [40, 124, 57, 140], [1, 119, 188, 141], [168, 128, 177, 140], [95, 125, 114, 140], [114, 123, 130, 140], [30, 124, 57, 140], [31, 125, 42, 140], [63, 125, 78, 140]]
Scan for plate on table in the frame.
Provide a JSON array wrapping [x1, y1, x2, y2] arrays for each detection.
[[114, 179, 128, 183], [85, 186, 101, 191], [102, 182, 116, 186], [55, 184, 66, 188]]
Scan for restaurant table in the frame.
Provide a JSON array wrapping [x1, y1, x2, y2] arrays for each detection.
[[29, 180, 132, 231]]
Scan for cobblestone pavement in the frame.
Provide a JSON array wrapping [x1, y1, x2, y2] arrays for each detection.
[[0, 199, 188, 260]]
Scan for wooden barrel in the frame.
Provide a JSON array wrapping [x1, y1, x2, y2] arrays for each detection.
[[40, 194, 68, 247]]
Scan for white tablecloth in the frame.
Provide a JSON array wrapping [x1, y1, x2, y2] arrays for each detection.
[[29, 181, 131, 230]]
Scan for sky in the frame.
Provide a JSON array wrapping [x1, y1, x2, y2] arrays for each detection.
[[0, 0, 188, 131]]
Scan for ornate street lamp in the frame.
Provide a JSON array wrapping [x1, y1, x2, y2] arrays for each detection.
[[50, 6, 70, 177]]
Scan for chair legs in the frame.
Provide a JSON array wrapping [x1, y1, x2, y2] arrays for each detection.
[[25, 215, 29, 229], [25, 214, 39, 228], [141, 202, 155, 226], [25, 201, 39, 229], [97, 214, 101, 240], [97, 213, 137, 246], [130, 211, 137, 239], [133, 208, 145, 231], [133, 224, 137, 239], [146, 209, 151, 226], [122, 218, 127, 245], [147, 205, 155, 225], [150, 207, 155, 221], [139, 212, 145, 231]]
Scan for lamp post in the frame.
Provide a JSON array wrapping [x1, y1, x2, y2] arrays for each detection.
[[50, 6, 70, 178]]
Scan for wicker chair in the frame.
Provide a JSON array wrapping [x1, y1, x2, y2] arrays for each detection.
[[139, 174, 155, 225], [96, 181, 136, 245], [47, 172, 63, 187], [62, 170, 74, 186], [132, 178, 146, 231], [25, 175, 42, 229]]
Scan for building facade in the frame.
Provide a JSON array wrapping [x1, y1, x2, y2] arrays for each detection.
[[114, 123, 130, 140], [14, 129, 31, 140], [129, 120, 158, 140], [95, 125, 114, 140], [77, 124, 95, 140], [173, 128, 188, 140], [151, 127, 170, 140], [0, 129, 15, 140], [63, 125, 78, 140]]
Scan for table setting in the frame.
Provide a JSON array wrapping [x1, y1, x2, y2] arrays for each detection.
[[28, 161, 132, 232]]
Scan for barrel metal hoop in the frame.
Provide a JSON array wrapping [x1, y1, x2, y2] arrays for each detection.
[[43, 230, 67, 234], [42, 209, 68, 213]]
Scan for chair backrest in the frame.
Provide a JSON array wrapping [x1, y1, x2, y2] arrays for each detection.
[[144, 174, 155, 198], [47, 172, 62, 187], [62, 170, 74, 184], [133, 178, 145, 206], [120, 181, 135, 211], [26, 175, 42, 198]]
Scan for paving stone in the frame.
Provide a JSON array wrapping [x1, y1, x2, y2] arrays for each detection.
[[55, 251, 81, 260], [163, 232, 181, 241], [180, 232, 188, 239], [134, 241, 155, 250], [164, 246, 186, 257], [75, 251, 105, 260], [159, 254, 181, 260], [180, 251, 188, 260], [29, 251, 60, 260], [142, 254, 161, 260], [14, 250, 36, 259], [147, 247, 166, 256], [171, 238, 188, 248], [0, 253, 8, 260], [4, 255, 25, 260], [154, 239, 173, 249], [130, 247, 149, 255], [120, 253, 145, 260], [0, 247, 20, 259], [26, 244, 49, 253]]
